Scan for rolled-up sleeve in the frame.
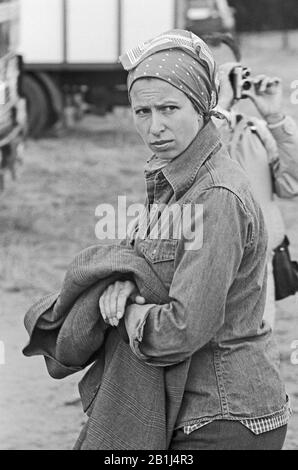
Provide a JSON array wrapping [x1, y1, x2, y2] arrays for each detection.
[[125, 187, 253, 366]]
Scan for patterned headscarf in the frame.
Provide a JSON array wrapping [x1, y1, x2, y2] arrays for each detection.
[[120, 29, 221, 119]]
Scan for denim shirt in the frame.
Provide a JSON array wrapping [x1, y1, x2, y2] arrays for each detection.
[[125, 120, 287, 427]]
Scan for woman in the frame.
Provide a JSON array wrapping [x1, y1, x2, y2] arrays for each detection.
[[214, 60, 298, 329], [99, 30, 290, 450]]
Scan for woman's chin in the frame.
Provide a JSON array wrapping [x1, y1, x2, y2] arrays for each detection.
[[151, 146, 180, 160], [155, 151, 176, 160]]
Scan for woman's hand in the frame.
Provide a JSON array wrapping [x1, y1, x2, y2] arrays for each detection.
[[99, 280, 145, 327], [242, 74, 283, 119], [218, 64, 283, 120]]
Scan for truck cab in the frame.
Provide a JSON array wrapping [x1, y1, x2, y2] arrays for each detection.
[[0, 0, 26, 192]]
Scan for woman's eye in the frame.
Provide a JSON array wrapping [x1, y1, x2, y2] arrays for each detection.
[[163, 106, 177, 112], [135, 109, 150, 116]]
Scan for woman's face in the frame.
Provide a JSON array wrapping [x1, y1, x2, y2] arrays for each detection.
[[130, 78, 204, 160]]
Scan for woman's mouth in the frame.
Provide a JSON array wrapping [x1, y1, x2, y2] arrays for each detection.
[[150, 140, 174, 151]]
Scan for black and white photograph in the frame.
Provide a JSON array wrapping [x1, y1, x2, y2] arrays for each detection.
[[0, 0, 298, 452]]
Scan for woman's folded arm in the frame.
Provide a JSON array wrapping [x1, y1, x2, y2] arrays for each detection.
[[125, 187, 253, 366]]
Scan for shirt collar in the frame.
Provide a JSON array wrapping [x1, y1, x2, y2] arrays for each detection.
[[160, 120, 222, 199]]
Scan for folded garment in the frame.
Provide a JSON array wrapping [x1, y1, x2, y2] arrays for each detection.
[[23, 243, 190, 450]]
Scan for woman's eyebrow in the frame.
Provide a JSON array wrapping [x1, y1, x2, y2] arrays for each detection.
[[132, 104, 150, 111], [133, 100, 179, 110], [156, 100, 179, 108]]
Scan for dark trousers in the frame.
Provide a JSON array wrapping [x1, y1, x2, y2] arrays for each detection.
[[170, 421, 287, 450]]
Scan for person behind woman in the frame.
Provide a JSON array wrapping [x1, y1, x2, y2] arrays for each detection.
[[99, 30, 290, 450], [214, 61, 298, 329]]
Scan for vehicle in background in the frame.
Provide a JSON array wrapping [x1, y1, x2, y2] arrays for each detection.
[[0, 0, 26, 192], [18, 0, 187, 138], [186, 0, 235, 35], [18, 0, 235, 138]]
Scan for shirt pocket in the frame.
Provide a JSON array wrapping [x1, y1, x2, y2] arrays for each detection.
[[138, 238, 178, 290]]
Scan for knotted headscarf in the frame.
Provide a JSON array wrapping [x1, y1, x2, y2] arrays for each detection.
[[120, 29, 221, 119]]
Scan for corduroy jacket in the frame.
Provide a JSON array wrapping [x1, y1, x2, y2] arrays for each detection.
[[23, 243, 191, 450]]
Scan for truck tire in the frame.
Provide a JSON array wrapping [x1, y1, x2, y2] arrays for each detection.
[[35, 72, 63, 129], [22, 74, 50, 138]]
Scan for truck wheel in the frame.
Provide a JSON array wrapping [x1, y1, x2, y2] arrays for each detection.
[[22, 74, 50, 138]]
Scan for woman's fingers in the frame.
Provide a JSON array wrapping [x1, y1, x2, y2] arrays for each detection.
[[99, 294, 106, 322], [116, 289, 129, 321], [253, 75, 281, 94], [103, 284, 114, 319], [270, 77, 281, 86], [109, 283, 122, 326], [116, 281, 139, 319], [267, 77, 282, 94], [253, 74, 267, 87], [133, 294, 146, 305], [99, 280, 142, 327], [99, 282, 120, 326]]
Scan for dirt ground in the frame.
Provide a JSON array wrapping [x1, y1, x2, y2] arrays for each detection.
[[0, 32, 298, 450]]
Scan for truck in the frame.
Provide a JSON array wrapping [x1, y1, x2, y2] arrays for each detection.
[[0, 0, 26, 191], [186, 0, 235, 35], [18, 0, 235, 138]]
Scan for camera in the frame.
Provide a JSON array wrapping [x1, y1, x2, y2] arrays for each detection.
[[229, 65, 252, 100]]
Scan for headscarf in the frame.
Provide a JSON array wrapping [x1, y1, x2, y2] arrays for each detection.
[[119, 29, 221, 119]]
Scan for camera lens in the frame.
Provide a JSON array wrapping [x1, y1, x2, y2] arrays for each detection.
[[242, 80, 252, 91]]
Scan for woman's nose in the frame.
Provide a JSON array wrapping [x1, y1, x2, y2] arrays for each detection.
[[149, 112, 165, 136]]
